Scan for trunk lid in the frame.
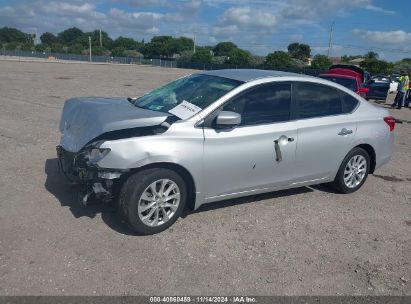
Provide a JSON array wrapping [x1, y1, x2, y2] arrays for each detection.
[[59, 97, 169, 152]]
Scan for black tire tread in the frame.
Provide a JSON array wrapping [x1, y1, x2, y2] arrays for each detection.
[[332, 147, 370, 194], [118, 168, 186, 235]]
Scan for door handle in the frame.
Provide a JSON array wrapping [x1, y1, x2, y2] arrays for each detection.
[[338, 128, 353, 136], [274, 140, 282, 162], [274, 135, 294, 162]]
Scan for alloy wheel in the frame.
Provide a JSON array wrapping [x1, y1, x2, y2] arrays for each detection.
[[137, 179, 180, 227], [343, 155, 367, 188]]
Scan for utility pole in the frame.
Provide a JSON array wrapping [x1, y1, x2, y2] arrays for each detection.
[[327, 22, 335, 58], [193, 34, 196, 53], [99, 29, 102, 47], [88, 36, 92, 62]]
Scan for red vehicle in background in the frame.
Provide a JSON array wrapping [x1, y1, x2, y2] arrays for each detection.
[[319, 65, 369, 97], [319, 74, 369, 97]]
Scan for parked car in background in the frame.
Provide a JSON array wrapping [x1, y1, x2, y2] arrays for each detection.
[[57, 69, 395, 234], [319, 74, 369, 97], [372, 74, 390, 82], [372, 74, 399, 94], [327, 64, 368, 84], [363, 79, 390, 101]]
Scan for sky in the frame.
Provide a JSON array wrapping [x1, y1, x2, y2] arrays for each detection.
[[0, 0, 410, 61]]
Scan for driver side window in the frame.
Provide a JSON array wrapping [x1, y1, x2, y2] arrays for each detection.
[[222, 82, 292, 126]]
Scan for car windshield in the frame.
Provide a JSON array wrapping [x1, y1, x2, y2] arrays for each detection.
[[133, 74, 242, 115], [320, 76, 357, 91]]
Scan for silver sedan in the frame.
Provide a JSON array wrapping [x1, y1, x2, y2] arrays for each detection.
[[57, 69, 396, 235]]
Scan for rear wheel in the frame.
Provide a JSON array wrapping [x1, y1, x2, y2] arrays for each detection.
[[119, 168, 187, 235], [332, 147, 370, 194]]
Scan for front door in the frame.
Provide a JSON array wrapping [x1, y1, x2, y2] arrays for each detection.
[[202, 82, 298, 201]]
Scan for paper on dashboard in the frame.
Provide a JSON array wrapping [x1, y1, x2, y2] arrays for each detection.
[[168, 100, 202, 120]]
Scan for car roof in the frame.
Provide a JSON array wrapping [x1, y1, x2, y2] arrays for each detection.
[[319, 73, 357, 80], [199, 69, 304, 82]]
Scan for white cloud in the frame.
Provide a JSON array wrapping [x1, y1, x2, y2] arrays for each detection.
[[42, 2, 96, 15], [107, 8, 163, 35], [353, 29, 411, 45], [365, 4, 394, 14], [281, 0, 371, 20], [218, 7, 277, 30], [119, 0, 166, 6]]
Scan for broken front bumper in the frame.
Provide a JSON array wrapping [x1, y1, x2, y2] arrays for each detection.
[[56, 145, 128, 205]]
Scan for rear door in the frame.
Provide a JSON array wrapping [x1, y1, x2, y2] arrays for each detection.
[[292, 82, 358, 183]]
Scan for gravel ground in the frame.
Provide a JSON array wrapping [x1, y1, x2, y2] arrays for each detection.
[[0, 60, 410, 296]]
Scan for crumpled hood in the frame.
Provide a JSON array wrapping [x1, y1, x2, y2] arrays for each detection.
[[59, 97, 169, 152]]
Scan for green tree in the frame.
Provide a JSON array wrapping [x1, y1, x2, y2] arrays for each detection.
[[225, 48, 251, 65], [213, 42, 237, 57], [124, 49, 143, 58], [393, 58, 411, 75], [249, 55, 265, 66], [87, 30, 113, 49], [170, 37, 194, 54], [360, 58, 393, 74], [91, 46, 105, 56], [111, 47, 126, 57], [143, 36, 174, 57], [20, 42, 34, 51], [178, 50, 194, 62], [191, 49, 212, 64], [35, 43, 49, 52], [0, 27, 34, 44], [58, 27, 84, 44], [5, 41, 20, 50], [211, 56, 226, 64], [364, 51, 379, 60], [287, 42, 311, 61], [40, 32, 58, 46], [51, 43, 64, 53], [341, 54, 362, 63], [113, 36, 138, 50], [68, 43, 84, 55], [311, 54, 332, 69], [264, 51, 293, 67]]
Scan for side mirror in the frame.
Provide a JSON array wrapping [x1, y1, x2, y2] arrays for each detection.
[[215, 111, 241, 128]]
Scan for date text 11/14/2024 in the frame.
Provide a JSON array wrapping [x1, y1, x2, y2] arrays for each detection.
[[149, 296, 257, 303]]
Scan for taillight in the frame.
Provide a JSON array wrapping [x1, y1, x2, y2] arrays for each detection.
[[384, 116, 396, 131], [359, 87, 369, 93]]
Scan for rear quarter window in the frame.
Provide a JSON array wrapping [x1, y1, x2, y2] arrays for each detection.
[[340, 91, 359, 113]]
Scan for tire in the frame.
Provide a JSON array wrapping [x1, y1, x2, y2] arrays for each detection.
[[119, 168, 187, 235], [332, 147, 370, 194]]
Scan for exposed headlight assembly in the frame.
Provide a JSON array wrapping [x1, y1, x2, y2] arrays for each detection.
[[88, 147, 111, 163], [86, 141, 111, 164]]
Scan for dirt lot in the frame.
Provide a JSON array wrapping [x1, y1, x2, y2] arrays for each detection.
[[0, 60, 410, 296]]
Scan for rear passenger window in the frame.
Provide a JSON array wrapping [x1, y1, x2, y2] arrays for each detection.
[[340, 91, 359, 113], [294, 82, 342, 119]]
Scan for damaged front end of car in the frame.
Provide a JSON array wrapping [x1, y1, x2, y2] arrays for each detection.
[[56, 96, 175, 206], [56, 141, 128, 205]]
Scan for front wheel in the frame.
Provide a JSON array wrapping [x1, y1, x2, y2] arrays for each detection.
[[119, 168, 187, 235], [332, 147, 370, 194]]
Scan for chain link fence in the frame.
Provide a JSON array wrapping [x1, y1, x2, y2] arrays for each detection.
[[0, 49, 325, 75]]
